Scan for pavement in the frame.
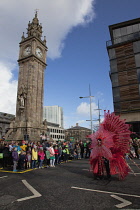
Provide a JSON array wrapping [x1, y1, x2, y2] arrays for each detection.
[[0, 158, 140, 210]]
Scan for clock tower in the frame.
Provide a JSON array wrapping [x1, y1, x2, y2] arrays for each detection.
[[6, 12, 48, 141]]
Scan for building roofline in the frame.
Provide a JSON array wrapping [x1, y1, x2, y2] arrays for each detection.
[[109, 17, 140, 40]]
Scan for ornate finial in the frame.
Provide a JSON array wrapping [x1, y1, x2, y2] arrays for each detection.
[[26, 10, 43, 39], [35, 9, 39, 17], [43, 36, 46, 44], [21, 32, 25, 41]]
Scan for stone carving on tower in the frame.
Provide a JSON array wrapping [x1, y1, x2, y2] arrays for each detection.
[[6, 12, 48, 141]]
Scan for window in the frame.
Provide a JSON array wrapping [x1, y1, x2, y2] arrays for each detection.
[[110, 59, 117, 73], [135, 54, 140, 67], [108, 48, 116, 59], [113, 87, 120, 102], [137, 68, 140, 83], [114, 102, 121, 112], [133, 24, 139, 33], [133, 41, 140, 53], [111, 73, 119, 87], [127, 25, 133, 34]]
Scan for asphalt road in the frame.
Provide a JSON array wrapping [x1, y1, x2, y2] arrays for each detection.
[[0, 159, 140, 210]]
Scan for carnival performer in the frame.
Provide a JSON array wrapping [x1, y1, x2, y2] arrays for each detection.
[[89, 110, 131, 180]]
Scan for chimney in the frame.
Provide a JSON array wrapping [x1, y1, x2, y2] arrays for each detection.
[[76, 123, 79, 126]]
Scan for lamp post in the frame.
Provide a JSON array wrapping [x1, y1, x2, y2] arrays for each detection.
[[93, 100, 102, 125], [79, 85, 94, 134]]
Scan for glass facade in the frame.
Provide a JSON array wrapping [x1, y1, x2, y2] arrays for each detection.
[[133, 40, 140, 53], [110, 73, 119, 87], [110, 59, 117, 73], [112, 23, 140, 44], [108, 48, 116, 59], [135, 54, 140, 67], [43, 105, 64, 128], [112, 87, 120, 102]]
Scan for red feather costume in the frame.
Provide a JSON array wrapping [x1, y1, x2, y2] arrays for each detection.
[[89, 111, 131, 180]]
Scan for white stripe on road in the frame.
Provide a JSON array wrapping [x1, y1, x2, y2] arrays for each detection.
[[0, 176, 8, 179], [71, 186, 140, 198], [111, 195, 132, 208], [17, 180, 42, 202], [129, 172, 140, 174]]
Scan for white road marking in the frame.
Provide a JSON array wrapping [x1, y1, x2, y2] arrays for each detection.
[[129, 172, 140, 174], [17, 180, 42, 202], [111, 195, 132, 208], [0, 176, 8, 179], [71, 186, 140, 198]]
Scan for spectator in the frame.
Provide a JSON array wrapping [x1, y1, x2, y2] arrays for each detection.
[[45, 147, 50, 167], [32, 146, 38, 168], [18, 151, 26, 170], [12, 147, 19, 172], [76, 144, 81, 159], [49, 144, 55, 167], [38, 147, 45, 168], [2, 144, 10, 168], [26, 151, 32, 169], [54, 146, 59, 165]]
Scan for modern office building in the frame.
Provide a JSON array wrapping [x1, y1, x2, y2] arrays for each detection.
[[106, 18, 140, 134], [43, 106, 64, 128]]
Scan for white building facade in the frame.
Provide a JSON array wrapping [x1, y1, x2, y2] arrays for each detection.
[[43, 106, 64, 128], [46, 122, 65, 142]]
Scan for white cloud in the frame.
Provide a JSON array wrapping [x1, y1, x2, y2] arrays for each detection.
[[0, 0, 96, 61], [0, 62, 17, 114], [76, 102, 98, 117], [0, 0, 96, 116]]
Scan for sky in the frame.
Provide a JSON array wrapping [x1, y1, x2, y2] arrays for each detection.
[[0, 0, 140, 129]]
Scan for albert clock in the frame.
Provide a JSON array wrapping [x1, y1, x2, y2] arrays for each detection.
[[6, 12, 48, 141]]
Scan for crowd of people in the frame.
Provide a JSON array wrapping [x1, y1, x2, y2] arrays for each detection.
[[0, 140, 91, 172], [0, 137, 139, 173], [129, 137, 140, 159]]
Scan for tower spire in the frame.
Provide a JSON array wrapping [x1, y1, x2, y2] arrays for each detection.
[[35, 9, 39, 17], [26, 10, 42, 39]]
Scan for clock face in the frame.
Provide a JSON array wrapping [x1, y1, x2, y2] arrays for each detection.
[[24, 46, 31, 56], [36, 47, 43, 58]]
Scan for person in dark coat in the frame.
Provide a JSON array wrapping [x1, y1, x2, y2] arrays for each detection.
[[2, 144, 10, 168]]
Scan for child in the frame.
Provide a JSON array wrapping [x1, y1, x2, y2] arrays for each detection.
[[26, 151, 32, 169], [38, 147, 45, 168], [12, 147, 19, 172], [49, 144, 55, 167], [18, 151, 26, 170], [45, 147, 50, 167]]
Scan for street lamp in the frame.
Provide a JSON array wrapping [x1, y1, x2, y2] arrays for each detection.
[[79, 85, 94, 134], [93, 100, 102, 125]]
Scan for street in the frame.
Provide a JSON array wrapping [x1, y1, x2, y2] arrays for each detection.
[[0, 159, 140, 210]]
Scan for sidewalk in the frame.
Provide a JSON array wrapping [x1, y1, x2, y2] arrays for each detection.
[[0, 159, 73, 174]]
